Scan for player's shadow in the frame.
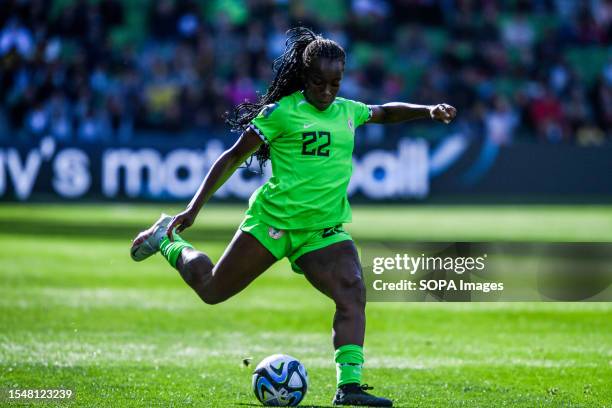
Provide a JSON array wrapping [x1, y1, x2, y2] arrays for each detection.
[[237, 404, 408, 408], [236, 404, 334, 408]]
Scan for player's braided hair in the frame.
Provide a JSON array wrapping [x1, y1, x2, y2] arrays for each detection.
[[226, 27, 346, 172]]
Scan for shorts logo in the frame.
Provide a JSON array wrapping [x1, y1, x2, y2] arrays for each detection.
[[268, 227, 284, 240], [322, 225, 344, 238]]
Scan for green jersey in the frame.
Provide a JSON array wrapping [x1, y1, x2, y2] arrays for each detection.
[[247, 91, 371, 230]]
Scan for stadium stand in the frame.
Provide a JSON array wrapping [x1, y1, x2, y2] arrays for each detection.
[[0, 0, 610, 146]]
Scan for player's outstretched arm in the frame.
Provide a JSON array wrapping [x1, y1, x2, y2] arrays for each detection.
[[368, 102, 457, 124], [166, 128, 263, 240]]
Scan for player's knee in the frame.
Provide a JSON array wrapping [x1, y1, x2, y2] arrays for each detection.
[[181, 251, 211, 287], [200, 291, 224, 305], [198, 268, 231, 305], [199, 284, 234, 305], [180, 253, 227, 305]]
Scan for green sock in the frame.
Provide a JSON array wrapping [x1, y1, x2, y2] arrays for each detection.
[[160, 233, 193, 268], [335, 344, 364, 387]]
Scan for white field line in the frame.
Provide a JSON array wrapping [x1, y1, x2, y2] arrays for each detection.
[[366, 302, 612, 312], [2, 288, 611, 312], [0, 288, 324, 311], [0, 332, 329, 367], [304, 356, 602, 369], [0, 336, 605, 369]]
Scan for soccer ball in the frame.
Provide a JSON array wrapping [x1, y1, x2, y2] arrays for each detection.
[[252, 354, 308, 406]]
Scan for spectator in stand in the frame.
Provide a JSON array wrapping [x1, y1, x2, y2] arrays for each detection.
[[225, 64, 257, 107], [530, 87, 566, 143], [502, 12, 535, 50], [485, 95, 518, 145], [48, 91, 72, 142], [593, 74, 612, 135], [77, 105, 110, 143], [563, 86, 592, 137], [0, 18, 34, 58]]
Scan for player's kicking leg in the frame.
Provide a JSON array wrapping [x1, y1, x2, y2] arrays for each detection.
[[295, 240, 393, 407], [130, 214, 277, 304]]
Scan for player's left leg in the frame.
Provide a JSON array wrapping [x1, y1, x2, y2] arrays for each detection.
[[295, 241, 392, 407], [131, 214, 277, 304]]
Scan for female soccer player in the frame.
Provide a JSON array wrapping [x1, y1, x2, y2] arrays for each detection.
[[131, 27, 456, 407]]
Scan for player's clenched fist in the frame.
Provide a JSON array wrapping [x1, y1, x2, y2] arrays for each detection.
[[429, 104, 457, 124]]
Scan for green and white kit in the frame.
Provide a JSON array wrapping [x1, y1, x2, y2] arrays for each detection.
[[241, 91, 371, 268]]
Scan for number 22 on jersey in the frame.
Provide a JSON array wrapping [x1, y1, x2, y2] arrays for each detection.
[[301, 131, 331, 157]]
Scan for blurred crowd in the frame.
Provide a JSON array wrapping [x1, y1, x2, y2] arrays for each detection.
[[0, 0, 611, 146]]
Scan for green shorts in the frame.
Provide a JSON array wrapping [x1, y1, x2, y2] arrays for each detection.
[[239, 213, 353, 273]]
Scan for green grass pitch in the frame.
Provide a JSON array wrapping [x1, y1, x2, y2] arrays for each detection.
[[1, 204, 611, 407]]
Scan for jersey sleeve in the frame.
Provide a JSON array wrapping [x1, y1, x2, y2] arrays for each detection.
[[348, 99, 372, 128], [249, 102, 284, 143]]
